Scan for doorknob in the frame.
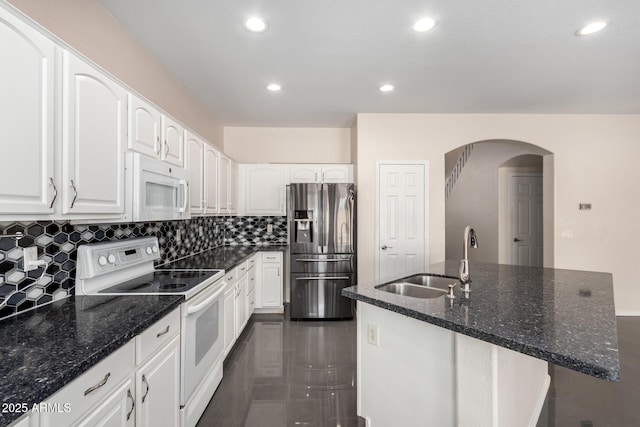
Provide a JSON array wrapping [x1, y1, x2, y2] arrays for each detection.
[[513, 238, 523, 242], [381, 245, 393, 250]]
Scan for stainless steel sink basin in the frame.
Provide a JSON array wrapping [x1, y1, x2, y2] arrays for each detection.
[[376, 274, 460, 299]]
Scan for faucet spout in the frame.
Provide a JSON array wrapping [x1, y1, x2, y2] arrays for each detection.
[[459, 226, 478, 288]]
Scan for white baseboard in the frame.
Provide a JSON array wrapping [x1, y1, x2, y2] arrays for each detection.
[[615, 310, 640, 317], [529, 374, 551, 427]]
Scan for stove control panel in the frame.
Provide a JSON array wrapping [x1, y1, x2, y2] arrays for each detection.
[[77, 237, 161, 279]]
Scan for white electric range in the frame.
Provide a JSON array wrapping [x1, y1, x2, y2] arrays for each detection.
[[76, 237, 227, 427]]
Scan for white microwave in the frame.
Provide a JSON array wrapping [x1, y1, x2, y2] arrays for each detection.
[[127, 152, 190, 222]]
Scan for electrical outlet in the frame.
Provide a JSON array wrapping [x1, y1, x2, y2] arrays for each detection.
[[199, 226, 204, 237], [23, 247, 39, 272], [267, 224, 273, 234], [176, 229, 181, 242], [367, 324, 379, 346]]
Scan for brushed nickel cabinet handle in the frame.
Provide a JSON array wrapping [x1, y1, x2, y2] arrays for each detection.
[[156, 325, 170, 338], [48, 177, 57, 208], [126, 388, 135, 420], [84, 372, 110, 396], [164, 141, 169, 156], [142, 374, 150, 403], [156, 136, 161, 155], [69, 179, 78, 209]]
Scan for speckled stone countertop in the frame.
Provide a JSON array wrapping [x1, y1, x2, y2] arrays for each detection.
[[0, 294, 182, 427], [163, 244, 286, 271], [342, 261, 620, 381]]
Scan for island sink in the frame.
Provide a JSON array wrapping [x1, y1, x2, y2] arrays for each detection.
[[376, 274, 459, 298]]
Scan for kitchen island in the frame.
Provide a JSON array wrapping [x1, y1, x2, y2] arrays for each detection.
[[342, 261, 619, 426]]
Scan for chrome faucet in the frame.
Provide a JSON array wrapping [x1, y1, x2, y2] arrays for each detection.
[[459, 226, 478, 291]]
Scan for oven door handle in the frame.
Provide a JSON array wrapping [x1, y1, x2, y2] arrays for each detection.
[[186, 285, 225, 315], [179, 180, 189, 213]]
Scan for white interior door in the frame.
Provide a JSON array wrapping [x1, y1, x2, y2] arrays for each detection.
[[377, 163, 427, 282], [510, 174, 543, 267]]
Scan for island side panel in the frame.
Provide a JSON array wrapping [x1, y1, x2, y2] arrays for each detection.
[[455, 333, 550, 426], [357, 302, 456, 426]]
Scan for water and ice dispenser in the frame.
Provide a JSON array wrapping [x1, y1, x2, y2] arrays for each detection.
[[293, 210, 314, 243]]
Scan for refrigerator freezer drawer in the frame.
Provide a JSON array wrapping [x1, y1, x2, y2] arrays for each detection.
[[290, 273, 355, 319], [290, 254, 355, 274]]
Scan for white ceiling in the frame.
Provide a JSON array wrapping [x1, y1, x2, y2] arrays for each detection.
[[97, 0, 640, 127]]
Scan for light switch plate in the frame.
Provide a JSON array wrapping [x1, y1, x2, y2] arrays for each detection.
[[23, 247, 39, 272], [267, 224, 273, 234], [367, 324, 379, 346]]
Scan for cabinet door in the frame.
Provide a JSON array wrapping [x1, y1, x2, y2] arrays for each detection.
[[161, 115, 184, 167], [261, 262, 283, 308], [290, 164, 321, 183], [223, 286, 236, 356], [228, 160, 239, 214], [136, 336, 180, 427], [62, 51, 125, 215], [185, 132, 204, 214], [75, 378, 135, 427], [0, 10, 55, 215], [204, 145, 219, 214], [235, 277, 248, 338], [321, 164, 353, 183], [127, 94, 161, 158], [244, 165, 287, 215], [218, 155, 230, 214]]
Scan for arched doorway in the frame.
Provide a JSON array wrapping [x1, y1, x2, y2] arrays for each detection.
[[444, 139, 554, 267]]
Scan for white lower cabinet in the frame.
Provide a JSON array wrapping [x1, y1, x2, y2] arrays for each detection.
[[37, 308, 180, 427], [257, 252, 284, 311], [235, 275, 248, 337], [223, 269, 239, 357], [135, 336, 180, 427]]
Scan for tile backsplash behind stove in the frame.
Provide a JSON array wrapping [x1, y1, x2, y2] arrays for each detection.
[[0, 216, 287, 320]]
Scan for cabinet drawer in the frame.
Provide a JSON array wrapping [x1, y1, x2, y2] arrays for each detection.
[[262, 252, 282, 263], [41, 340, 134, 427], [225, 267, 238, 285], [248, 254, 258, 270], [135, 308, 180, 365], [248, 265, 257, 294], [237, 260, 249, 276]]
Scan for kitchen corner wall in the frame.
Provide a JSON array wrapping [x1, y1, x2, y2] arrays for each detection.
[[0, 216, 287, 320]]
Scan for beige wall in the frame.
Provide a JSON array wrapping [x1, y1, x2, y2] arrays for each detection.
[[7, 0, 223, 148], [224, 127, 351, 163], [356, 114, 640, 315]]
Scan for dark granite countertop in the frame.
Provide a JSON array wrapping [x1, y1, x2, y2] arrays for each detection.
[[342, 261, 620, 381], [0, 295, 182, 427], [163, 244, 286, 271]]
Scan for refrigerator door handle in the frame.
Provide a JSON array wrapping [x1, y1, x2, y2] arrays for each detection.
[[295, 259, 344, 262], [295, 276, 350, 281]]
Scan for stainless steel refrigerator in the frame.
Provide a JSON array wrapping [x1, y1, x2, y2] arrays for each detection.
[[288, 183, 356, 319]]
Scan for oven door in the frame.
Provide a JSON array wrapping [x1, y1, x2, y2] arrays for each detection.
[[180, 280, 225, 406], [131, 153, 190, 221]]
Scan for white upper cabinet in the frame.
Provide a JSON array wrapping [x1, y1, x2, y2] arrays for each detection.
[[128, 94, 161, 158], [0, 9, 56, 215], [185, 131, 205, 215], [61, 50, 126, 216], [161, 115, 184, 167], [204, 144, 219, 214], [289, 164, 353, 183], [242, 164, 289, 216], [218, 154, 230, 214], [228, 160, 239, 214]]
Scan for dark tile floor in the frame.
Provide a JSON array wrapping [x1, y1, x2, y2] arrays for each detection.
[[198, 313, 640, 427], [197, 312, 362, 427]]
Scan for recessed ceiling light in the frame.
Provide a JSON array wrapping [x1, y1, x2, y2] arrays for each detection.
[[244, 16, 269, 33], [379, 84, 394, 92], [575, 20, 609, 36], [266, 83, 282, 92], [413, 17, 436, 33]]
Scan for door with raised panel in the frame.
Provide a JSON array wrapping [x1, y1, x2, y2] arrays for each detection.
[[75, 379, 135, 427], [290, 165, 321, 183], [235, 277, 248, 338], [128, 94, 161, 158], [510, 174, 543, 267], [229, 160, 239, 214], [261, 259, 283, 308], [205, 146, 219, 214], [322, 164, 353, 183], [223, 285, 236, 356], [185, 132, 204, 214], [62, 51, 125, 215], [377, 163, 427, 282], [161, 116, 184, 167], [0, 9, 56, 215], [219, 155, 230, 214], [136, 337, 180, 427], [244, 165, 288, 215]]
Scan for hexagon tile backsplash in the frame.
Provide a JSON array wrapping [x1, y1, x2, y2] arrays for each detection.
[[0, 216, 287, 320]]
